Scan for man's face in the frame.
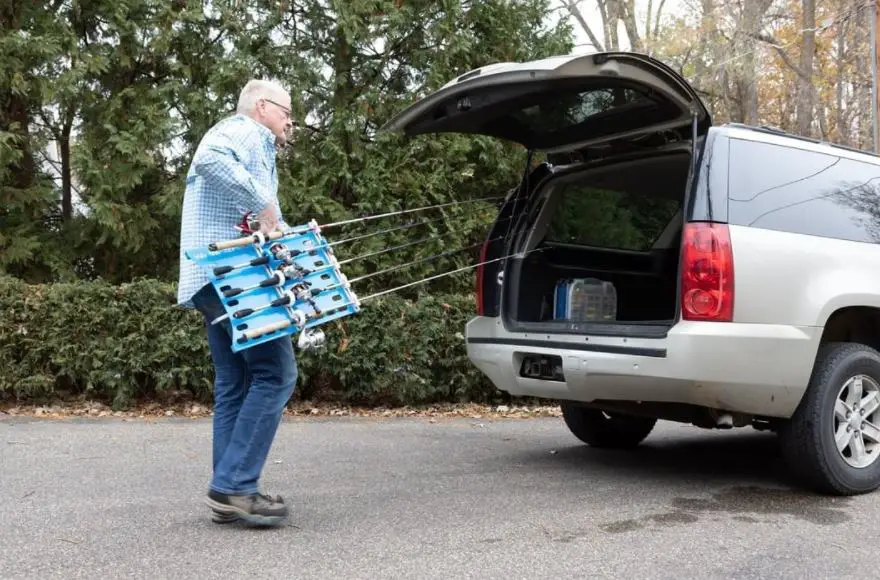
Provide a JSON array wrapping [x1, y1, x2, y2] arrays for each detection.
[[256, 92, 293, 147]]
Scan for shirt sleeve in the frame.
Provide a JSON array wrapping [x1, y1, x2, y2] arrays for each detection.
[[191, 133, 274, 213]]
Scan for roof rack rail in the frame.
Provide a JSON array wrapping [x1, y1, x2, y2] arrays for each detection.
[[723, 122, 880, 158]]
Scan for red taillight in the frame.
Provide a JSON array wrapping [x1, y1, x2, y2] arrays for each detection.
[[475, 240, 488, 316], [680, 222, 734, 322]]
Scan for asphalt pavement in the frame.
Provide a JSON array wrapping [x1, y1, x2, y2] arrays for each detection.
[[0, 414, 873, 579]]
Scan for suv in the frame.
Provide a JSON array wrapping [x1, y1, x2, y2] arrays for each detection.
[[383, 51, 880, 496]]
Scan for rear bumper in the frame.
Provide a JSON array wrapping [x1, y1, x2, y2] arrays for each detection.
[[465, 317, 822, 418]]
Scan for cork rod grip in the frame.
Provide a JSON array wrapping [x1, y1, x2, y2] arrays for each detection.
[[210, 231, 285, 251], [241, 319, 291, 341]]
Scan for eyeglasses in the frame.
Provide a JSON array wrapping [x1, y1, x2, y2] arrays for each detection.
[[263, 98, 291, 120]]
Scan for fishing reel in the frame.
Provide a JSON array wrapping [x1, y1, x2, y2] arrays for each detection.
[[297, 328, 326, 351], [235, 211, 261, 235], [269, 242, 293, 262]]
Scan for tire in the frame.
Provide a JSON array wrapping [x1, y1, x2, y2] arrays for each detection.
[[560, 403, 656, 449], [779, 342, 880, 496]]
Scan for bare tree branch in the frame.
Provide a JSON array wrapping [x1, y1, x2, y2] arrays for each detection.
[[562, 0, 605, 52], [749, 31, 810, 81]]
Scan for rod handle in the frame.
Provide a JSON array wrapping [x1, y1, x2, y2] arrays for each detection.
[[259, 272, 283, 288], [232, 308, 255, 319], [209, 231, 284, 251], [237, 319, 291, 343], [213, 253, 271, 276]]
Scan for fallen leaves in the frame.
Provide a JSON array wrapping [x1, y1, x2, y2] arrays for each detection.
[[0, 400, 563, 420]]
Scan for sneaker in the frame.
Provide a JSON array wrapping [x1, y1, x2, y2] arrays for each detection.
[[206, 490, 288, 526]]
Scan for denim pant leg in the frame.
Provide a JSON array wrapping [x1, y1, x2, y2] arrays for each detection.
[[191, 283, 298, 496], [211, 334, 297, 495], [191, 284, 250, 471]]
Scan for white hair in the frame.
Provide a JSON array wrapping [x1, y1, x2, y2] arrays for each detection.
[[236, 79, 288, 115]]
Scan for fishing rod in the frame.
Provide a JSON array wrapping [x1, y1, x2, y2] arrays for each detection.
[[215, 230, 459, 302], [219, 236, 500, 324], [233, 246, 543, 344], [212, 211, 514, 290], [207, 195, 503, 252], [212, 234, 495, 323]]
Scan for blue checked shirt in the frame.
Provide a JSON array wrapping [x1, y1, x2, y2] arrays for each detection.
[[177, 114, 289, 307]]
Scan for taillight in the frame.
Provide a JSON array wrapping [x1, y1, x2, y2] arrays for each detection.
[[475, 240, 489, 316], [680, 222, 734, 322]]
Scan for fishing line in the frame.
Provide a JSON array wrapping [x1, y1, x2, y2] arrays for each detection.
[[329, 215, 449, 247], [331, 212, 515, 249], [348, 236, 503, 284], [216, 230, 463, 302], [320, 195, 503, 230], [214, 245, 540, 327], [208, 195, 503, 252], [356, 246, 544, 302], [336, 231, 459, 266]]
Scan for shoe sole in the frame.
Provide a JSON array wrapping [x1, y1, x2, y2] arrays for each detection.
[[205, 497, 287, 527], [212, 512, 240, 524]]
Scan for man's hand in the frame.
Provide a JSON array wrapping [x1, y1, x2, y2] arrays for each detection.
[[257, 205, 281, 233]]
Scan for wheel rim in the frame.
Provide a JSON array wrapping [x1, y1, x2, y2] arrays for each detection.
[[833, 375, 880, 469]]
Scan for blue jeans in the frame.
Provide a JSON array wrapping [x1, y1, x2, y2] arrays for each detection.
[[191, 283, 298, 496]]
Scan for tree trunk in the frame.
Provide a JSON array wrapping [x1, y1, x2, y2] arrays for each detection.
[[0, 6, 36, 192], [60, 125, 72, 221], [620, 0, 642, 53], [836, 0, 849, 145], [330, 20, 355, 206], [693, 0, 716, 108], [739, 0, 774, 125], [597, 0, 620, 51], [796, 0, 816, 136]]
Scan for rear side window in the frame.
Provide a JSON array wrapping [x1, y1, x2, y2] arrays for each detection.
[[728, 138, 880, 243], [545, 184, 680, 251]]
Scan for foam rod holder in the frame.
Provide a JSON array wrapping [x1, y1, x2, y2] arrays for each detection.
[[184, 221, 361, 353]]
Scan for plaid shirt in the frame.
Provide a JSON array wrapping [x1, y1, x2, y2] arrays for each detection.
[[177, 114, 288, 307]]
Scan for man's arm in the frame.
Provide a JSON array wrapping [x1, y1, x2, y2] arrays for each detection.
[[191, 135, 275, 216]]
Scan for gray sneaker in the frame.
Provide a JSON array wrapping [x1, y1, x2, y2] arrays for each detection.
[[206, 490, 288, 526]]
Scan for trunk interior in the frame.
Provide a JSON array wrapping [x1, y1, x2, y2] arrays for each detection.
[[503, 146, 693, 337]]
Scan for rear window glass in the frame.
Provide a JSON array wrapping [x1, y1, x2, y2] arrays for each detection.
[[510, 88, 656, 133], [545, 185, 680, 251], [415, 80, 681, 150]]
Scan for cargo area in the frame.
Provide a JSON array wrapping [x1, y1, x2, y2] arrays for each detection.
[[503, 147, 693, 335]]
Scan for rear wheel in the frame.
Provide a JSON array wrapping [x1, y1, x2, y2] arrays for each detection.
[[560, 403, 656, 449], [779, 342, 880, 495]]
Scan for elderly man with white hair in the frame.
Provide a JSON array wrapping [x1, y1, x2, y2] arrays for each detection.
[[177, 79, 295, 527]]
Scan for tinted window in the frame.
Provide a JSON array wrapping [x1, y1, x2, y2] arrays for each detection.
[[411, 79, 682, 150], [728, 138, 880, 243], [510, 88, 655, 133], [545, 184, 680, 251]]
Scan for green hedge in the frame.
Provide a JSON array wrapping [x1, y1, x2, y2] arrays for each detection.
[[0, 276, 502, 409]]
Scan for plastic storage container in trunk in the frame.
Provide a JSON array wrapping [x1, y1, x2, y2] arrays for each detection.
[[553, 278, 618, 322]]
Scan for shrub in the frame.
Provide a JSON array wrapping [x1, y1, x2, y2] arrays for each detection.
[[0, 276, 501, 409]]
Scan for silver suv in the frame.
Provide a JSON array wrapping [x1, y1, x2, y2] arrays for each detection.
[[384, 52, 880, 496]]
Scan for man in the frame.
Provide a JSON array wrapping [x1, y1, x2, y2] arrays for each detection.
[[177, 79, 295, 527]]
